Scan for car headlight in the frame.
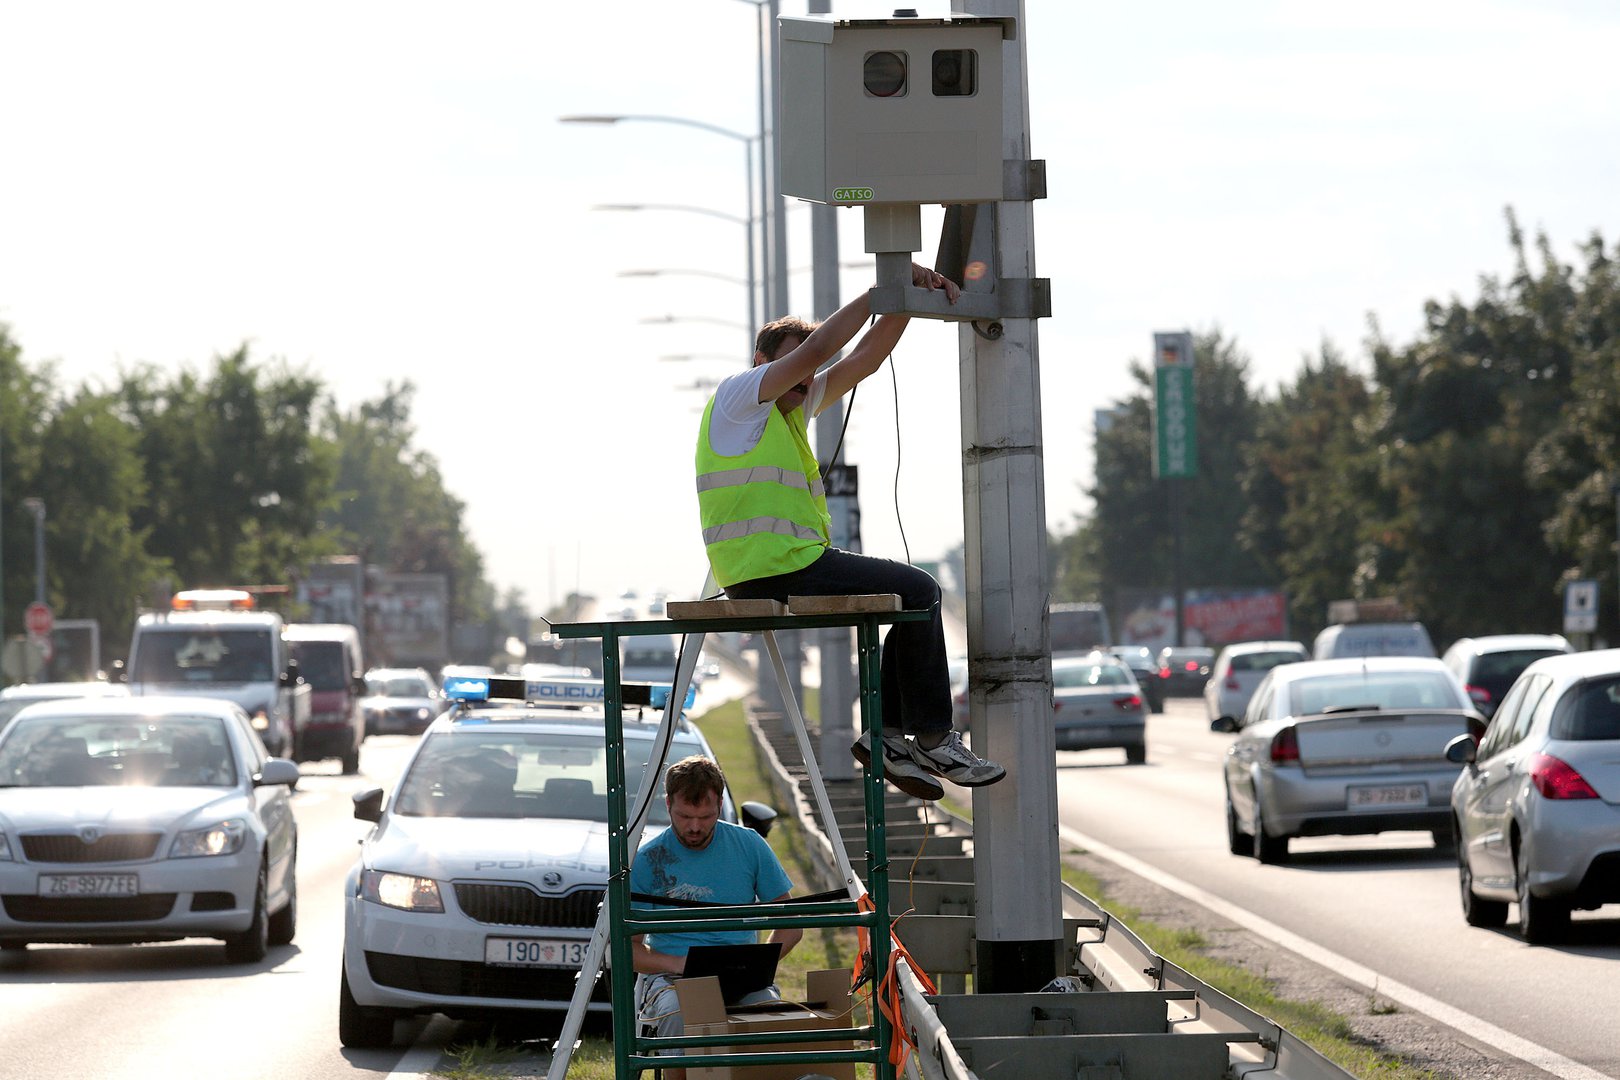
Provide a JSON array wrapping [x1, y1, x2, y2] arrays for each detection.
[[171, 819, 247, 858], [362, 869, 444, 912], [416, 707, 432, 721], [249, 710, 271, 731]]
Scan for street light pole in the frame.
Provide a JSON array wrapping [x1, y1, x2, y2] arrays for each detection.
[[21, 498, 44, 604], [562, 116, 760, 355]]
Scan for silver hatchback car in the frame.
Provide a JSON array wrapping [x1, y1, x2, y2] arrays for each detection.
[[1447, 648, 1620, 944]]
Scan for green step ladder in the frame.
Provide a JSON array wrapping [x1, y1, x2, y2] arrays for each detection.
[[545, 594, 929, 1080]]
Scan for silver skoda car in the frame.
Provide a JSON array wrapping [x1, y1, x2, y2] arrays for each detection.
[[1447, 648, 1620, 944]]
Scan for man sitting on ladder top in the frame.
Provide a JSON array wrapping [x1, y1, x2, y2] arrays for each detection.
[[694, 262, 1005, 802], [632, 757, 800, 1080]]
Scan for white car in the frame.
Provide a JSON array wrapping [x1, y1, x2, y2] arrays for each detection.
[[1203, 641, 1308, 725], [0, 696, 299, 961], [339, 674, 773, 1048]]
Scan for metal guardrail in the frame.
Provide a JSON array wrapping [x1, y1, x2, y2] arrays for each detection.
[[745, 703, 1356, 1080]]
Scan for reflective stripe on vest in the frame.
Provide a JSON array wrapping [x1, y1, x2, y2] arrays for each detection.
[[696, 395, 830, 588]]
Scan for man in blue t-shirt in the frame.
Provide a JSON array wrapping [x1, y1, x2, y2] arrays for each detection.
[[631, 756, 801, 1080]]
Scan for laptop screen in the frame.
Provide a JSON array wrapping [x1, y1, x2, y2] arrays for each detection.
[[679, 942, 784, 1004]]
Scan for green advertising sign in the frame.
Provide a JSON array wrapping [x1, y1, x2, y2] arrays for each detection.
[[1152, 331, 1197, 478]]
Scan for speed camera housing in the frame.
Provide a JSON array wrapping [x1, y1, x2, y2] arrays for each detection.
[[780, 15, 1012, 207]]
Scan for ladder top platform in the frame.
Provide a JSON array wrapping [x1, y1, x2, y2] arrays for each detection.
[[546, 594, 924, 639]]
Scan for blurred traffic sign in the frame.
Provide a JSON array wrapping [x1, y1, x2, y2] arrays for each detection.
[[25, 602, 54, 639], [1565, 580, 1598, 634]]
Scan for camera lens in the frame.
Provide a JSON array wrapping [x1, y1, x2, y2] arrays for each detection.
[[931, 49, 977, 97], [863, 51, 907, 98]]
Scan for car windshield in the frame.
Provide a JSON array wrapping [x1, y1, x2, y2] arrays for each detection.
[[1287, 672, 1464, 715], [1550, 676, 1620, 741], [393, 730, 701, 823], [132, 628, 274, 684], [0, 714, 237, 788], [289, 640, 347, 691], [368, 675, 432, 698], [1054, 662, 1131, 688]]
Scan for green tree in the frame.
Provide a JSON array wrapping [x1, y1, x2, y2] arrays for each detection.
[[321, 383, 490, 628], [116, 346, 340, 591], [1086, 330, 1272, 618], [0, 323, 52, 641]]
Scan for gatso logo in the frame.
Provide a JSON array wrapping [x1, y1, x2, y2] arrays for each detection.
[[832, 187, 874, 202]]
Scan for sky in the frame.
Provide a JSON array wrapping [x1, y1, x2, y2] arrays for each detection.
[[3, 1, 1618, 616]]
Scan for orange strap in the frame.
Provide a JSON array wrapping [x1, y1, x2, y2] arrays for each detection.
[[852, 894, 937, 1074]]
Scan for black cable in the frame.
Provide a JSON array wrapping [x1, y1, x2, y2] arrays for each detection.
[[889, 354, 910, 565]]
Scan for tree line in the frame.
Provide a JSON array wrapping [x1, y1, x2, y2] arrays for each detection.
[[1051, 213, 1620, 647], [0, 334, 505, 663]]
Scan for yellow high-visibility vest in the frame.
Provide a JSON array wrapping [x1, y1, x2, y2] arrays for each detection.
[[696, 396, 830, 587]]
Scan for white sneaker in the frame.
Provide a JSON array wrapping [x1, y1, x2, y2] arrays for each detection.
[[908, 731, 1006, 787], [851, 732, 945, 801]]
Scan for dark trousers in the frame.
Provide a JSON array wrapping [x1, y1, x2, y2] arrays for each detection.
[[722, 547, 951, 737]]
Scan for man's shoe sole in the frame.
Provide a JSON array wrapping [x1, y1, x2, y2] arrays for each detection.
[[851, 739, 945, 801]]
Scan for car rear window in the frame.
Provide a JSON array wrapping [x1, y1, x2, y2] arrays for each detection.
[[1469, 649, 1566, 699], [1550, 676, 1620, 742], [1053, 663, 1130, 688], [1230, 650, 1304, 673], [1288, 672, 1464, 715]]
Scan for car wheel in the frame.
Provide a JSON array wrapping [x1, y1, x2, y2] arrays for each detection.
[[224, 862, 270, 964], [1124, 742, 1147, 765], [1457, 829, 1507, 928], [268, 853, 297, 946], [1516, 841, 1570, 945], [339, 967, 396, 1048], [341, 745, 361, 775], [1252, 800, 1289, 865], [1225, 785, 1252, 857]]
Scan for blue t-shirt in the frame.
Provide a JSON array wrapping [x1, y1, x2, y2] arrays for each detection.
[[630, 819, 793, 957]]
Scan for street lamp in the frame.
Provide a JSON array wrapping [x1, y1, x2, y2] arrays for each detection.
[[20, 498, 44, 604], [560, 115, 761, 348]]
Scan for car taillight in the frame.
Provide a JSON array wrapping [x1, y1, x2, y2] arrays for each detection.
[[1114, 694, 1142, 711], [1159, 667, 1171, 679], [1225, 677, 1240, 689], [1528, 754, 1599, 800], [1184, 661, 1198, 671], [1269, 726, 1300, 763], [1466, 684, 1492, 708]]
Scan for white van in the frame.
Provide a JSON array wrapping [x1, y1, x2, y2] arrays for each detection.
[[284, 623, 366, 773], [126, 589, 310, 757], [1312, 621, 1436, 661], [621, 635, 680, 684]]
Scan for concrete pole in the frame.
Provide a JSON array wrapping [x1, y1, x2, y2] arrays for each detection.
[[958, 0, 1063, 990], [808, 0, 855, 782]]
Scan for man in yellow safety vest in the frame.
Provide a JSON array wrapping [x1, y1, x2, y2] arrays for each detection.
[[694, 263, 1004, 802]]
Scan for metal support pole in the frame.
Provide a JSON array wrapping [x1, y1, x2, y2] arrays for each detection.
[[23, 498, 45, 604], [958, 0, 1064, 991]]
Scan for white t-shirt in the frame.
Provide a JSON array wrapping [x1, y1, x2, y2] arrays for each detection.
[[705, 365, 828, 457]]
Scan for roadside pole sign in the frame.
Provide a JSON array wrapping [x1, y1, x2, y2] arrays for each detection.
[[1152, 330, 1197, 479], [25, 601, 54, 639], [1565, 579, 1599, 634]]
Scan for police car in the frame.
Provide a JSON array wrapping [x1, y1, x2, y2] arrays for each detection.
[[338, 672, 774, 1048]]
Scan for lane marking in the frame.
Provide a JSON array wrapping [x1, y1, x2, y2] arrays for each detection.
[[1058, 822, 1613, 1080], [386, 1016, 459, 1079]]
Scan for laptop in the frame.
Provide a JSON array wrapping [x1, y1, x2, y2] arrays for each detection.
[[679, 942, 784, 1005]]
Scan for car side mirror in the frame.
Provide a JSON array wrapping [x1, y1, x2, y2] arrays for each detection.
[[1444, 733, 1477, 767], [1209, 716, 1239, 734], [352, 674, 368, 695], [740, 800, 777, 838], [255, 758, 302, 787], [353, 787, 386, 822]]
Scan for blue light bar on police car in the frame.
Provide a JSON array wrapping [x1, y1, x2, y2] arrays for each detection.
[[443, 675, 527, 702]]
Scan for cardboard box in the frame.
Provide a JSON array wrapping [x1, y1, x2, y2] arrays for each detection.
[[674, 968, 858, 1080]]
